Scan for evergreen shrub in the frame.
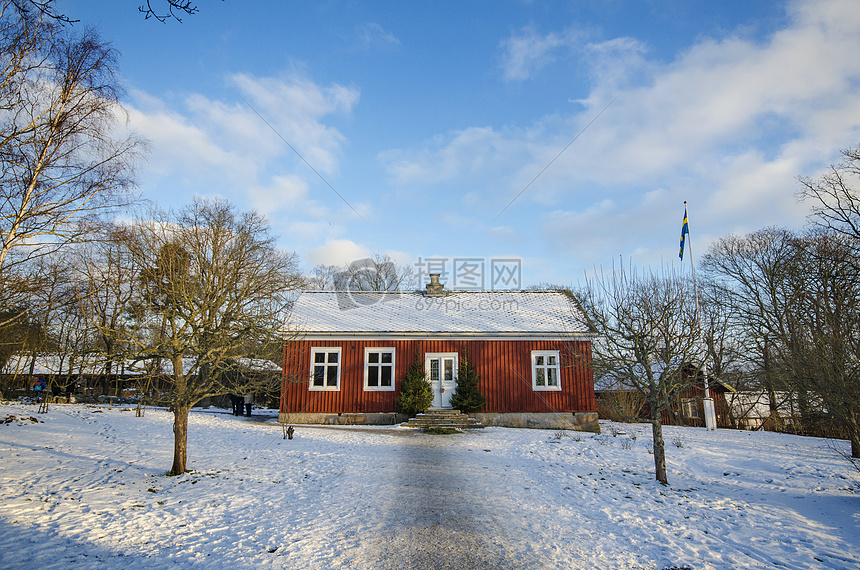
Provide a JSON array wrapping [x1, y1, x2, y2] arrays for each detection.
[[397, 354, 432, 417]]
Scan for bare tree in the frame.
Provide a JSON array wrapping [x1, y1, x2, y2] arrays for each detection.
[[699, 281, 743, 388], [703, 221, 860, 455], [0, 304, 43, 393], [75, 223, 141, 396], [798, 146, 860, 248], [8, 1, 73, 23], [785, 232, 860, 456], [0, 5, 143, 277], [697, 279, 757, 427], [306, 263, 339, 290], [0, 251, 97, 398], [333, 253, 416, 291], [138, 0, 204, 23], [308, 254, 416, 293], [701, 228, 805, 429], [23, 253, 72, 384], [579, 265, 706, 485], [795, 148, 860, 456], [116, 198, 302, 475], [8, 0, 205, 24]]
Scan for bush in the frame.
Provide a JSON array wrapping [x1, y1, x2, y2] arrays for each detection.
[[596, 390, 645, 422], [450, 353, 486, 412], [397, 355, 432, 417]]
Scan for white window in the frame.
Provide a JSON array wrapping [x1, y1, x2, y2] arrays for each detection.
[[310, 347, 341, 391], [532, 350, 561, 391], [682, 398, 699, 418], [364, 348, 395, 391]]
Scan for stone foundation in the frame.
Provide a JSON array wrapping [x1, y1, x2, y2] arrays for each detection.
[[278, 410, 600, 432], [278, 412, 406, 426], [469, 411, 600, 432]]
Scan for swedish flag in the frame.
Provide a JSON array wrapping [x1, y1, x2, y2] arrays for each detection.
[[679, 206, 689, 260]]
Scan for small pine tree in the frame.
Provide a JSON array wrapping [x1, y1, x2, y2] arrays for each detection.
[[450, 353, 486, 412], [397, 355, 432, 417]]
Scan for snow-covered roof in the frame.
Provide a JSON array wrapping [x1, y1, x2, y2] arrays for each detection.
[[2, 354, 108, 376], [595, 368, 734, 392], [288, 289, 594, 339], [2, 354, 281, 377], [728, 391, 822, 418]]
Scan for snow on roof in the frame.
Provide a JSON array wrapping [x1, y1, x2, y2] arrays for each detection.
[[2, 354, 105, 376], [2, 354, 281, 376], [288, 289, 594, 338]]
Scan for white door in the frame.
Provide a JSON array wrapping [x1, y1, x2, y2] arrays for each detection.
[[425, 353, 458, 409]]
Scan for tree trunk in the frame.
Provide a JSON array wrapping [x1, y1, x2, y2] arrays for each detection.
[[652, 417, 668, 485], [170, 404, 190, 475], [849, 417, 860, 458], [763, 337, 784, 431]]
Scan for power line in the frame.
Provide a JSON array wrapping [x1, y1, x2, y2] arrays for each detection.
[[234, 89, 365, 222], [493, 95, 618, 222]]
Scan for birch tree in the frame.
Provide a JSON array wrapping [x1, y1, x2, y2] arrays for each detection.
[[0, 3, 142, 277]]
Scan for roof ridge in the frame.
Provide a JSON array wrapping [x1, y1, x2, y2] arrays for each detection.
[[299, 289, 568, 294]]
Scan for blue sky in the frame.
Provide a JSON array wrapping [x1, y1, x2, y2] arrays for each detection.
[[62, 0, 860, 288]]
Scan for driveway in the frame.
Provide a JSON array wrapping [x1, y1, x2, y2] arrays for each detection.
[[353, 431, 551, 569]]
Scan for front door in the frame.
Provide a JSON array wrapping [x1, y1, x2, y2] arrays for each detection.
[[425, 353, 458, 409]]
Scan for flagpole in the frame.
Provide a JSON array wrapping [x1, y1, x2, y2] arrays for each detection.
[[682, 200, 716, 430], [685, 201, 701, 326]]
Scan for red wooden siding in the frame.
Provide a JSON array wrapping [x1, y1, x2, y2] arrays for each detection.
[[281, 339, 595, 415]]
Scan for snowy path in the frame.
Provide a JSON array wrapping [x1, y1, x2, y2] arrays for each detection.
[[0, 403, 858, 569], [355, 434, 548, 569]]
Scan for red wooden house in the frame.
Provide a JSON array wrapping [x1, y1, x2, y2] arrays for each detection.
[[280, 276, 599, 431]]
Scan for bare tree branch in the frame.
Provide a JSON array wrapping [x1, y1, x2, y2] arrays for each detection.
[[798, 146, 860, 249], [580, 264, 706, 484], [0, 8, 144, 277], [111, 198, 303, 475], [138, 0, 202, 23]]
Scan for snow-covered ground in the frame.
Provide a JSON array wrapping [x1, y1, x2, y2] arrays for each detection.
[[0, 402, 857, 569]]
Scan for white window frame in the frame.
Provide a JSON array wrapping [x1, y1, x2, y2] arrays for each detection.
[[681, 398, 700, 419], [364, 347, 396, 391], [531, 350, 561, 391], [309, 347, 342, 391]]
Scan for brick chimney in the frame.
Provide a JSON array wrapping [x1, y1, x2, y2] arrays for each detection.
[[425, 273, 444, 296]]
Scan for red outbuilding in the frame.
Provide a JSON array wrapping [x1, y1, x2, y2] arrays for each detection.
[[280, 275, 599, 431]]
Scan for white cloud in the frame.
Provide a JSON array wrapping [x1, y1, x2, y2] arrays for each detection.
[[382, 249, 414, 268], [126, 73, 360, 234], [126, 104, 252, 181], [541, 196, 675, 271], [384, 0, 860, 256], [356, 23, 401, 49], [245, 175, 309, 218], [380, 126, 519, 187], [305, 239, 372, 266], [581, 37, 651, 93], [230, 73, 359, 176], [500, 27, 582, 81]]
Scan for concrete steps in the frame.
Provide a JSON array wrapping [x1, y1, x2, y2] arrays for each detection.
[[404, 409, 484, 429]]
